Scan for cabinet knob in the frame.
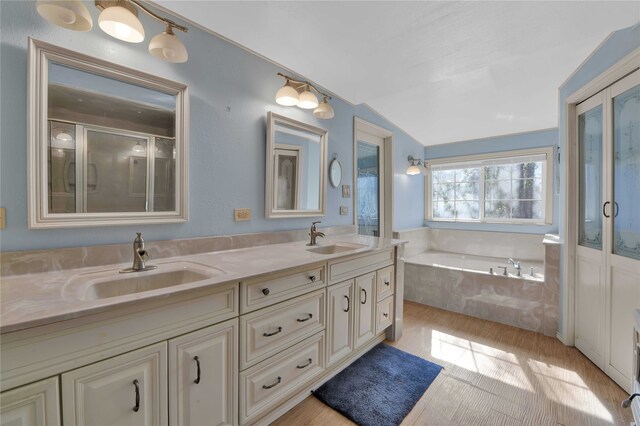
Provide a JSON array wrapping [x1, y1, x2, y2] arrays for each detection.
[[385, 280, 390, 286], [309, 275, 316, 282], [262, 288, 270, 296], [383, 312, 389, 318]]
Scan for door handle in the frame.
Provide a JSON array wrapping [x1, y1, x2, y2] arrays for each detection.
[[296, 313, 313, 322], [263, 326, 282, 337], [133, 379, 140, 412], [343, 295, 350, 313], [361, 288, 367, 305], [603, 201, 611, 218], [194, 356, 201, 384]]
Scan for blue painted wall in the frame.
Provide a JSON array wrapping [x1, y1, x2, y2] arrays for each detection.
[[0, 1, 425, 251], [424, 128, 559, 234], [556, 23, 640, 333]]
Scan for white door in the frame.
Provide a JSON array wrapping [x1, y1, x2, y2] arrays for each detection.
[[169, 319, 238, 426], [575, 92, 607, 368], [1, 377, 60, 426], [575, 69, 640, 392], [327, 280, 354, 366], [62, 342, 168, 426], [354, 272, 376, 349], [605, 70, 640, 390]]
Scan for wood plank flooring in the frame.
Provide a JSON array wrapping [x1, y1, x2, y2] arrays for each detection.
[[274, 301, 633, 425]]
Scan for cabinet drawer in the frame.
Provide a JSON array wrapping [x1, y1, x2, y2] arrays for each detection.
[[376, 266, 395, 301], [240, 332, 324, 424], [241, 264, 325, 313], [376, 296, 394, 334], [240, 290, 325, 369], [328, 250, 393, 284]]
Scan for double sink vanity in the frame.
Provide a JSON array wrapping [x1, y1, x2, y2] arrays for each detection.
[[0, 233, 405, 425]]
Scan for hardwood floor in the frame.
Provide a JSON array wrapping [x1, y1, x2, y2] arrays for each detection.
[[274, 301, 633, 425]]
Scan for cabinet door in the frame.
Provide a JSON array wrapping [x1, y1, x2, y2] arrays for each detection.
[[354, 272, 376, 349], [327, 280, 354, 366], [169, 319, 238, 426], [1, 377, 59, 426], [62, 342, 168, 426]]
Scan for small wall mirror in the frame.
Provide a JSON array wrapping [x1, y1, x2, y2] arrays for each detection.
[[266, 112, 327, 218], [28, 39, 189, 228], [329, 157, 342, 188]]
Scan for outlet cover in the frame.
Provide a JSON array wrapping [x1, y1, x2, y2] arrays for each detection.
[[340, 206, 348, 216], [234, 208, 251, 222], [0, 208, 5, 229], [342, 185, 351, 198]]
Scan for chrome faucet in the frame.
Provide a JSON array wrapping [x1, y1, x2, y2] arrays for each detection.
[[508, 258, 522, 277], [120, 233, 157, 273], [307, 221, 325, 246]]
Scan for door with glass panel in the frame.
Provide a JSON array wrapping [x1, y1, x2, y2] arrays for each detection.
[[575, 69, 640, 391], [356, 137, 384, 237]]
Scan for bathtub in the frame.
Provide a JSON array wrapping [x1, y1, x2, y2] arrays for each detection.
[[407, 251, 544, 281], [404, 250, 550, 334]]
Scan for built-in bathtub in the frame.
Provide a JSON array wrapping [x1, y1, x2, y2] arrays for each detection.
[[394, 228, 560, 336]]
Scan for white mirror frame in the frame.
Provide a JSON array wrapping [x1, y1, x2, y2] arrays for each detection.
[[27, 38, 189, 228], [265, 112, 327, 219]]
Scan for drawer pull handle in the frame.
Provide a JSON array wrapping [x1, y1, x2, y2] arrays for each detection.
[[263, 326, 282, 337], [344, 295, 350, 313], [297, 358, 313, 369], [309, 275, 316, 282], [385, 280, 390, 286], [361, 288, 367, 305], [133, 379, 140, 412], [262, 288, 270, 296], [194, 356, 201, 384], [383, 312, 389, 318], [297, 313, 313, 322], [263, 376, 282, 389]]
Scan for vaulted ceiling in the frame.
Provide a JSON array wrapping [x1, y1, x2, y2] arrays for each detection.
[[158, 1, 639, 146]]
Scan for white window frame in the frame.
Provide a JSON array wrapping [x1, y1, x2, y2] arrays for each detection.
[[424, 147, 554, 225]]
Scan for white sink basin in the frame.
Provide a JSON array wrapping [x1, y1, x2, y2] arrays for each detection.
[[306, 243, 367, 255], [63, 261, 226, 301]]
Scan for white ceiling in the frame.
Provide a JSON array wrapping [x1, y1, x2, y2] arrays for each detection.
[[158, 1, 639, 146]]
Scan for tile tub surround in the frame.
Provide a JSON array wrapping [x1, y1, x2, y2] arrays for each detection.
[[396, 228, 559, 336], [0, 232, 405, 334], [1, 225, 356, 276]]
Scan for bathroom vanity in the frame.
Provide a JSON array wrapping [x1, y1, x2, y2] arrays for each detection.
[[0, 235, 405, 426]]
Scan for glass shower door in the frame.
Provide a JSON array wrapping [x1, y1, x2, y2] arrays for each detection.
[[357, 141, 380, 237]]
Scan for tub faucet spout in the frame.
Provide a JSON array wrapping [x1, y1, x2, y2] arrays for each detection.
[[508, 258, 522, 277]]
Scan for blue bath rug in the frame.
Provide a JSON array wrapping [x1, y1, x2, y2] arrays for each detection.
[[313, 343, 443, 426]]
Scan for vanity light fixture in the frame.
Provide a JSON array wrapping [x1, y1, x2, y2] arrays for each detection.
[[55, 132, 73, 142], [406, 155, 425, 175], [275, 73, 335, 119], [132, 141, 145, 153], [36, 0, 189, 63]]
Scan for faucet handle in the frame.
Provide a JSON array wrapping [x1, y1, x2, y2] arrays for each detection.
[[312, 221, 321, 226]]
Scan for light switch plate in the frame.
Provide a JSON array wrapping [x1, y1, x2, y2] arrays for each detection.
[[234, 208, 251, 222], [340, 206, 348, 215], [0, 207, 5, 229], [342, 185, 351, 198]]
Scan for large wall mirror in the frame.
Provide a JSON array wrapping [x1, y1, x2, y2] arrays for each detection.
[[28, 39, 189, 228], [265, 112, 327, 218]]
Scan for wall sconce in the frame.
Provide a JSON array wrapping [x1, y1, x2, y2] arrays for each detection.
[[275, 73, 335, 119], [406, 155, 425, 175], [36, 0, 189, 63]]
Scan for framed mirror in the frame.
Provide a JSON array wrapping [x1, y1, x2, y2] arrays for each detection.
[[28, 39, 189, 228], [266, 112, 327, 218], [329, 158, 342, 188]]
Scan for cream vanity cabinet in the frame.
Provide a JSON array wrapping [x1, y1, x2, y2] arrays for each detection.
[[326, 279, 355, 366], [0, 282, 239, 426]]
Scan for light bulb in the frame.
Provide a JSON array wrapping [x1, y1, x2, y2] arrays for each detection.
[[313, 97, 334, 119], [149, 26, 188, 63], [132, 142, 145, 153], [406, 164, 422, 175], [36, 0, 93, 31], [297, 87, 318, 109], [98, 5, 144, 43], [275, 81, 299, 106], [56, 132, 72, 141]]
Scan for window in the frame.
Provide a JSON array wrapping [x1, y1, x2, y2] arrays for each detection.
[[426, 147, 553, 224]]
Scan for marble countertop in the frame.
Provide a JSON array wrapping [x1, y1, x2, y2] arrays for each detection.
[[1, 234, 404, 334]]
